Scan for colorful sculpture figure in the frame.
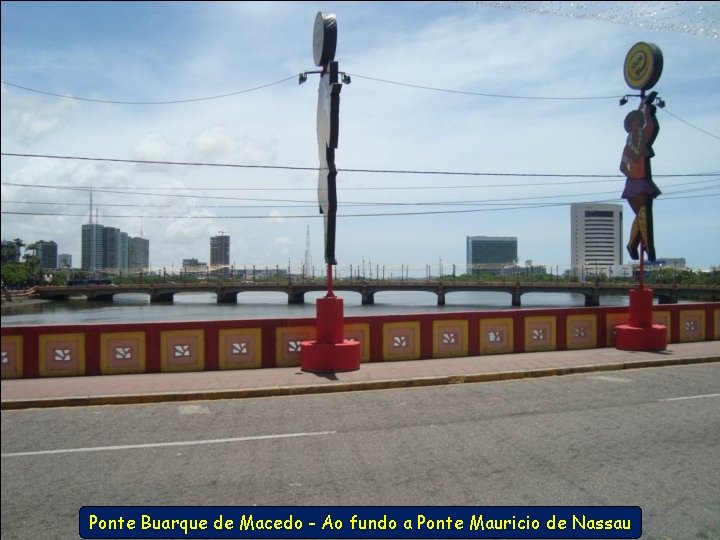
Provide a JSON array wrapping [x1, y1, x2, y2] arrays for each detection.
[[620, 41, 664, 262], [614, 42, 667, 352], [620, 91, 660, 261]]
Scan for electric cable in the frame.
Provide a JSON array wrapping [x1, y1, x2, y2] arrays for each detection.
[[0, 77, 297, 105], [2, 153, 717, 179]]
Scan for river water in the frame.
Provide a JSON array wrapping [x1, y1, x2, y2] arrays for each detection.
[[0, 290, 632, 327]]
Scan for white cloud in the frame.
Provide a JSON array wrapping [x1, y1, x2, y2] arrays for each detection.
[[1, 2, 718, 272], [131, 132, 173, 162]]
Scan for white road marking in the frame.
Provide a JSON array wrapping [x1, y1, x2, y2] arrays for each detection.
[[658, 393, 720, 402], [587, 375, 633, 383], [177, 404, 210, 415], [1, 430, 336, 458]]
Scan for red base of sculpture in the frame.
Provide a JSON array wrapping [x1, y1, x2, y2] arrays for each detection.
[[615, 287, 667, 351], [300, 295, 360, 372], [300, 339, 361, 372], [615, 323, 667, 351]]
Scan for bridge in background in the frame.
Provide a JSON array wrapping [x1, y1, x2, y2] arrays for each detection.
[[29, 281, 720, 307]]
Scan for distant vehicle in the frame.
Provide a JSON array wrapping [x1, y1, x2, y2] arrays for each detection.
[[67, 278, 113, 286]]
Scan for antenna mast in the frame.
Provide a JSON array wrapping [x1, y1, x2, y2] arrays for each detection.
[[304, 225, 312, 276], [88, 186, 93, 224]]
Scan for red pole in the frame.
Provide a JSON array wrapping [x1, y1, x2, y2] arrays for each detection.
[[638, 241, 645, 290], [326, 263, 335, 298]]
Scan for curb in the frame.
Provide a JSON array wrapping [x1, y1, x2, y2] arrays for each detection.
[[2, 355, 719, 411]]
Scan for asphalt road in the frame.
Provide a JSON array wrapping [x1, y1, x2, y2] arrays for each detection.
[[2, 363, 719, 540]]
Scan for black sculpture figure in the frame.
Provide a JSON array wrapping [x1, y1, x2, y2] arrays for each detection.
[[314, 12, 342, 266]]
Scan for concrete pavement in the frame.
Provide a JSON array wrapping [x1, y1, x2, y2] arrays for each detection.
[[2, 340, 719, 410]]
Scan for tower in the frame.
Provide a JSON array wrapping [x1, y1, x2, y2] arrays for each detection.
[[303, 225, 313, 277]]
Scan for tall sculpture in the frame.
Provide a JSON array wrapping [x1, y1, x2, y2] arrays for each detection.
[[619, 42, 663, 262], [615, 42, 667, 352], [300, 13, 360, 372], [314, 12, 342, 266]]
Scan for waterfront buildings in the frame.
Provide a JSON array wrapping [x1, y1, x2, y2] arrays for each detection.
[[466, 236, 518, 276], [102, 227, 128, 270], [35, 240, 58, 269], [182, 258, 209, 278], [58, 254, 72, 268], [570, 203, 623, 278], [81, 222, 149, 273], [1, 240, 21, 263], [128, 237, 150, 271], [210, 235, 230, 268], [81, 223, 104, 271]]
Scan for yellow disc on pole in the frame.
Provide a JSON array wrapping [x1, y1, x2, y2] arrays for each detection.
[[623, 42, 663, 91]]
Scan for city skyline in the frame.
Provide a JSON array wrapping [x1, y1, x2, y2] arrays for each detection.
[[2, 2, 718, 273]]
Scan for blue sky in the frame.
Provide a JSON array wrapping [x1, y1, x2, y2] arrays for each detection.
[[2, 1, 719, 275]]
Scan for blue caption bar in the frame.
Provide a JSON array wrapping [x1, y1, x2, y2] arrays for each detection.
[[79, 506, 642, 539]]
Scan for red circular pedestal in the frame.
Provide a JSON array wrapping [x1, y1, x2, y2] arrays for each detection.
[[300, 339, 361, 372], [615, 323, 667, 351]]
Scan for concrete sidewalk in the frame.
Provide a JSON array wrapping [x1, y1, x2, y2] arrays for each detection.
[[2, 341, 719, 410]]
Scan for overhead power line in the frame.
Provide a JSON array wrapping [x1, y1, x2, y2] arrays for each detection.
[[3, 180, 717, 217], [0, 77, 297, 105], [2, 73, 622, 105], [2, 153, 716, 179], [3, 191, 717, 220], [4, 74, 718, 139], [347, 73, 620, 100], [659, 109, 720, 141], [2, 178, 717, 205]]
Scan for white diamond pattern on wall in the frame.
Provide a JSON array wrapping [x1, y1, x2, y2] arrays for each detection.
[[54, 349, 72, 362], [114, 347, 133, 360], [393, 336, 408, 348], [488, 330, 503, 342], [442, 332, 457, 344], [532, 329, 545, 341]]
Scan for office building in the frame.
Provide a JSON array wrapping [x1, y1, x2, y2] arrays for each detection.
[[81, 223, 105, 271], [82, 222, 148, 273], [182, 258, 208, 278], [128, 236, 150, 271], [466, 236, 518, 276], [102, 227, 129, 270], [35, 240, 58, 269], [210, 235, 230, 268], [58, 254, 72, 268], [1, 240, 21, 263], [571, 203, 623, 277]]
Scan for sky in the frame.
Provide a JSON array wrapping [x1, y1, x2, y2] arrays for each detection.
[[1, 1, 719, 277]]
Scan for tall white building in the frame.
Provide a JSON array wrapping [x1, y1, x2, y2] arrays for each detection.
[[571, 203, 623, 277]]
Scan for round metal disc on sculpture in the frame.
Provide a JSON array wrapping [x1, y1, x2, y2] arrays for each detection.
[[313, 12, 337, 67], [623, 42, 663, 91]]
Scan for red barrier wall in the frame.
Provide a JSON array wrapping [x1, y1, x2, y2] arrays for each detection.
[[2, 303, 719, 379]]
